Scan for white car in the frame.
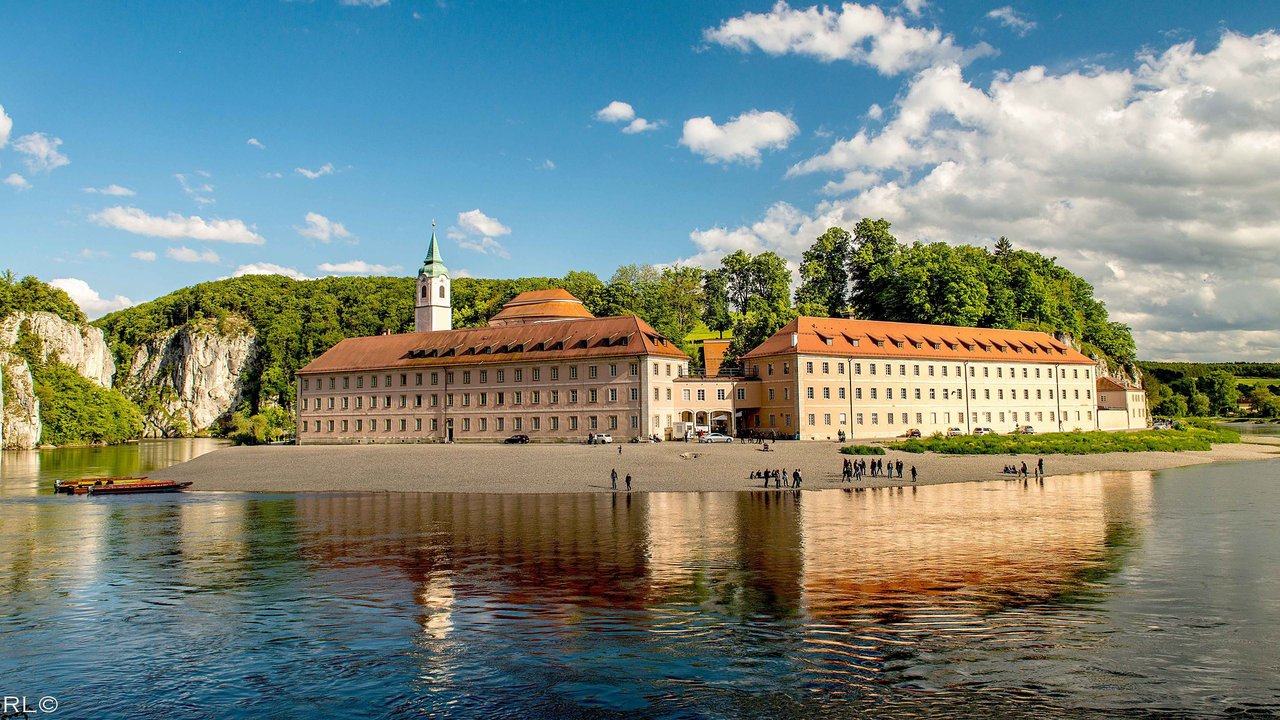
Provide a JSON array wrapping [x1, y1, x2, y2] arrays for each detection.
[[946, 427, 964, 437], [589, 433, 613, 444], [973, 427, 995, 435], [700, 433, 733, 443]]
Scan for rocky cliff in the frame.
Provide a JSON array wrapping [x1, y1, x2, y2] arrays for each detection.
[[1, 311, 115, 449], [123, 321, 257, 436], [0, 311, 115, 387], [1, 350, 41, 449]]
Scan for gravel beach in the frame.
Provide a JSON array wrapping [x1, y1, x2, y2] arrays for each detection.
[[150, 437, 1280, 494]]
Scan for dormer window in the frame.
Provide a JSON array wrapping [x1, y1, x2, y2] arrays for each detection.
[[895, 341, 904, 348]]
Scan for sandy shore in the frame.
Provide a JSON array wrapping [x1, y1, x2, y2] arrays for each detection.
[[150, 436, 1280, 494]]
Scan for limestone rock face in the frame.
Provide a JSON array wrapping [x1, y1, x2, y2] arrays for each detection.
[[124, 323, 257, 436], [0, 312, 116, 387], [0, 350, 41, 449]]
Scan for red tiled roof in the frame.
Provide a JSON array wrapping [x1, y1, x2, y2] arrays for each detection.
[[742, 317, 1095, 365], [1096, 376, 1140, 391], [488, 288, 595, 323], [299, 315, 687, 374]]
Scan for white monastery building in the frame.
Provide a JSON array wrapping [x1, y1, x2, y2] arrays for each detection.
[[296, 234, 1134, 443]]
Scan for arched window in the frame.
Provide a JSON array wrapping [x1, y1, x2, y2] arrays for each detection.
[[420, 285, 427, 299], [438, 285, 446, 299]]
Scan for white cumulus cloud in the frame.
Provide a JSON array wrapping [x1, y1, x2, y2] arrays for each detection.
[[166, 246, 220, 264], [679, 31, 1280, 361], [48, 278, 134, 319], [13, 132, 70, 173], [247, 137, 266, 149], [231, 263, 311, 281], [596, 101, 661, 134], [317, 260, 401, 275], [341, 0, 390, 6], [704, 1, 996, 75], [0, 104, 12, 147], [296, 212, 353, 242], [295, 163, 335, 179], [83, 184, 136, 196], [90, 206, 266, 245], [130, 250, 157, 262], [4, 173, 30, 190], [986, 6, 1037, 36], [448, 209, 512, 258], [680, 110, 799, 164]]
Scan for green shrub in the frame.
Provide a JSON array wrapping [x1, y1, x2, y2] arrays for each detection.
[[840, 444, 886, 455], [32, 362, 143, 445], [888, 427, 1239, 455]]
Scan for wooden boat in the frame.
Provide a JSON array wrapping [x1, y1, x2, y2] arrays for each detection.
[[56, 476, 150, 494], [87, 481, 192, 496]]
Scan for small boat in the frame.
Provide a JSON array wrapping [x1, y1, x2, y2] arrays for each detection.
[[56, 476, 151, 494], [87, 481, 192, 496]]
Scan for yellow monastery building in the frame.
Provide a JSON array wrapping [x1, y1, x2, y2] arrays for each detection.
[[296, 234, 1137, 443]]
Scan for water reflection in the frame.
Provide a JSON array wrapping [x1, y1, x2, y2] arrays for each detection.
[[2, 466, 1278, 718], [0, 438, 227, 495]]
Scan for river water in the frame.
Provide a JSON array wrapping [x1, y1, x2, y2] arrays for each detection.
[[0, 442, 1277, 718]]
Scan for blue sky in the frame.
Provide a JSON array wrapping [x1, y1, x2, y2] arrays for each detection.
[[2, 1, 1278, 360]]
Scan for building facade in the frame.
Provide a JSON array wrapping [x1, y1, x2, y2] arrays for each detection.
[[740, 317, 1100, 440], [298, 287, 690, 444], [1096, 376, 1150, 430]]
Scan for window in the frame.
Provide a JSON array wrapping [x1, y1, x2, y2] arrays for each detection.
[[532, 368, 540, 381], [570, 390, 579, 403], [606, 388, 617, 402], [717, 388, 727, 401], [386, 375, 393, 387], [570, 416, 579, 430], [856, 413, 864, 425], [822, 387, 830, 400], [768, 363, 774, 376], [855, 388, 862, 400], [463, 371, 471, 384], [514, 369, 523, 382], [630, 415, 639, 429], [838, 362, 845, 374], [571, 366, 579, 380], [653, 363, 660, 375], [839, 412, 847, 425], [589, 389, 598, 403], [784, 388, 790, 400], [341, 397, 349, 410], [589, 365, 598, 379], [808, 413, 816, 426], [551, 390, 559, 404], [328, 378, 335, 390], [384, 419, 391, 432], [769, 388, 775, 400], [590, 416, 598, 430], [303, 379, 310, 391], [609, 364, 618, 377], [431, 372, 439, 386], [683, 389, 691, 401], [806, 361, 814, 373], [914, 388, 921, 400], [446, 394, 454, 407], [822, 362, 829, 373], [341, 420, 349, 432], [514, 418, 522, 431], [929, 389, 936, 400], [327, 420, 335, 432], [886, 388, 893, 400], [514, 391, 523, 405], [497, 370, 505, 383], [496, 392, 504, 405], [327, 397, 334, 410], [870, 364, 877, 376], [807, 387, 815, 400], [839, 387, 846, 400], [855, 363, 862, 375], [871, 413, 879, 425], [401, 373, 408, 386], [463, 418, 471, 432], [532, 390, 541, 404], [550, 367, 558, 380], [531, 417, 540, 431], [415, 373, 423, 386], [697, 389, 706, 401], [398, 419, 407, 432], [496, 418, 504, 431], [630, 363, 638, 376], [737, 388, 746, 401], [415, 395, 423, 408], [630, 388, 638, 401], [550, 417, 558, 431], [480, 392, 488, 406], [823, 413, 831, 425], [929, 365, 935, 377], [343, 376, 350, 390], [871, 388, 878, 400]]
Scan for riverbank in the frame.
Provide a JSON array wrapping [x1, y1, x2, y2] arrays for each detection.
[[148, 437, 1280, 494]]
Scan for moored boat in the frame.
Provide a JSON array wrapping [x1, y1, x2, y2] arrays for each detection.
[[56, 477, 150, 494], [87, 481, 193, 495]]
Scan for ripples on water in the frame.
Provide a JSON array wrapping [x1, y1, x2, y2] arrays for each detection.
[[1, 454, 1278, 719]]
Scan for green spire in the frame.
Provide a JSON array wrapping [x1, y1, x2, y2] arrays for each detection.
[[420, 221, 448, 277]]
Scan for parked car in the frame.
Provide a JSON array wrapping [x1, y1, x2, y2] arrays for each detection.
[[1153, 418, 1173, 430], [905, 428, 922, 438], [973, 427, 995, 435], [946, 427, 964, 437], [700, 433, 733, 443], [1018, 425, 1037, 435], [503, 434, 530, 444], [589, 433, 613, 444]]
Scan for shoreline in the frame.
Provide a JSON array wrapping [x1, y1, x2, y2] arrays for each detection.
[[149, 437, 1280, 495]]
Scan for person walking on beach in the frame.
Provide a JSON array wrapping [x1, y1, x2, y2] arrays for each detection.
[[618, 445, 623, 455], [611, 468, 618, 490], [792, 469, 802, 489], [625, 473, 632, 492], [781, 468, 789, 488], [774, 470, 781, 489], [910, 465, 917, 483], [896, 459, 904, 479], [1037, 457, 1044, 480], [1020, 461, 1028, 479]]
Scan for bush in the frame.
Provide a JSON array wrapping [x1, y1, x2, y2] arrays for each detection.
[[888, 427, 1239, 455], [840, 445, 886, 455], [32, 362, 143, 445]]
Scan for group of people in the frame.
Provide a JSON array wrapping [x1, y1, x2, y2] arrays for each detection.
[[752, 467, 804, 489], [609, 468, 632, 491], [841, 457, 917, 483], [1002, 457, 1046, 480]]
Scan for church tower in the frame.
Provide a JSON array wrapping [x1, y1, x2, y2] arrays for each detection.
[[415, 222, 451, 333]]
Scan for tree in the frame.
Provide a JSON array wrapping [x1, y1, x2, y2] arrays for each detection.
[[658, 265, 705, 346], [795, 227, 851, 317], [1187, 391, 1212, 417], [1198, 370, 1241, 415], [702, 270, 733, 339], [1247, 386, 1280, 418], [847, 217, 901, 318], [993, 236, 1014, 260]]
